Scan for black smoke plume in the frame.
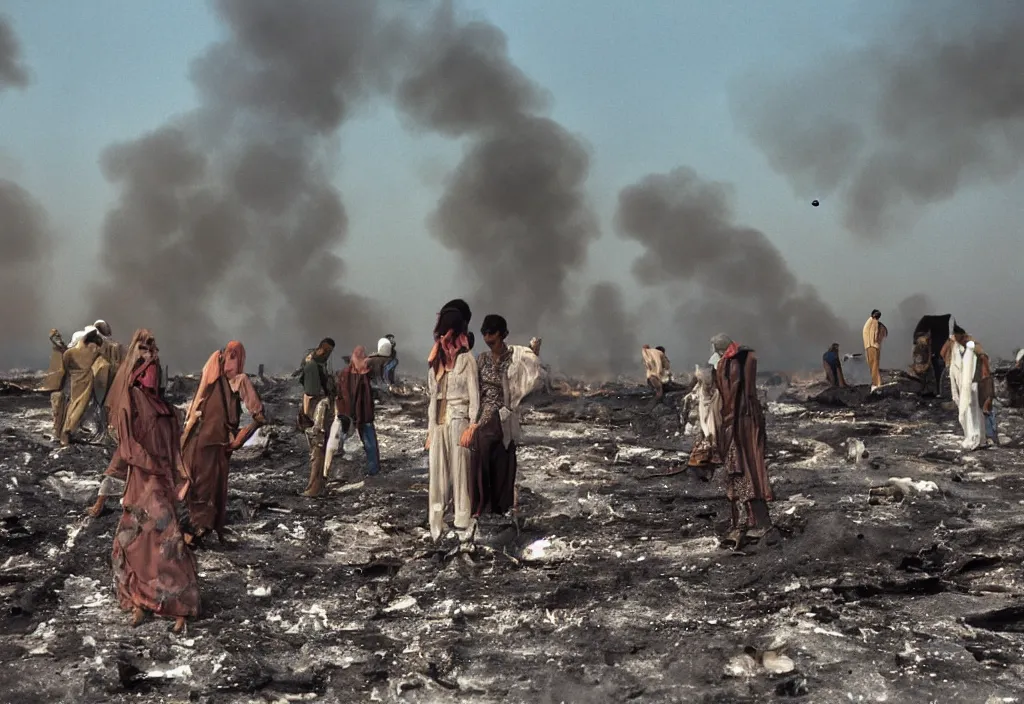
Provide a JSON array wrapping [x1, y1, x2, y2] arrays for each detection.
[[0, 15, 28, 91], [90, 0, 410, 370], [397, 1, 599, 336], [616, 167, 852, 368], [732, 4, 1024, 238]]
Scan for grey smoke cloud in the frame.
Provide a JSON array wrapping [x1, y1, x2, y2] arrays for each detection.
[[885, 292, 938, 355], [897, 293, 935, 331], [615, 167, 853, 368], [0, 15, 28, 91], [0, 17, 51, 366], [397, 1, 598, 336], [562, 282, 640, 378], [0, 180, 52, 360], [90, 0, 410, 370], [731, 4, 1024, 238]]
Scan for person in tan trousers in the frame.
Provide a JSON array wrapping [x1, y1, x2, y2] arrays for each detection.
[[862, 309, 887, 391]]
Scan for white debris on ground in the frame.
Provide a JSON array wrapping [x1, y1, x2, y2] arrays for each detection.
[[2, 370, 1024, 703]]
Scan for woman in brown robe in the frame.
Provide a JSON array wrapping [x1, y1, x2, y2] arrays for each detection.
[[180, 341, 265, 544], [108, 329, 199, 632], [712, 334, 773, 548]]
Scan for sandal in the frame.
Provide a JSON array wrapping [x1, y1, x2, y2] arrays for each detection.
[[746, 526, 771, 540], [720, 528, 745, 549]]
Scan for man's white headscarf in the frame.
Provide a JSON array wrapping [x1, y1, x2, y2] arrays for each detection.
[[69, 330, 86, 348], [377, 338, 392, 356]]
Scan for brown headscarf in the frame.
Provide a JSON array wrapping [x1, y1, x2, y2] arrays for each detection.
[[350, 345, 369, 374], [223, 340, 245, 379], [107, 328, 156, 427], [183, 341, 247, 443], [108, 329, 180, 476]]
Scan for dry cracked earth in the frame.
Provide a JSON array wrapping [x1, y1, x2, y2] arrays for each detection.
[[1, 367, 1024, 703]]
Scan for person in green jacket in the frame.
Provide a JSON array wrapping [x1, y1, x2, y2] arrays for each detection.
[[299, 338, 336, 497]]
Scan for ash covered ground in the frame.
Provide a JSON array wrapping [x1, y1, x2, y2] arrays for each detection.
[[2, 370, 1024, 704]]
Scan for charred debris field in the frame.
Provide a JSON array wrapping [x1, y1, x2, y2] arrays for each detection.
[[1, 372, 1024, 703]]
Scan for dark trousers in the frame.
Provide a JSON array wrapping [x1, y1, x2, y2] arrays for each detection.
[[471, 414, 517, 516]]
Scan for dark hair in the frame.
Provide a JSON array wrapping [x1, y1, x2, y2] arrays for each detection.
[[655, 346, 666, 353], [83, 330, 103, 347], [320, 337, 336, 348], [435, 305, 470, 339], [871, 309, 881, 318], [481, 314, 509, 338], [466, 332, 475, 350], [440, 299, 472, 323]]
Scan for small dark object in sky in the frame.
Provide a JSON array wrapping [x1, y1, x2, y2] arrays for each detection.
[[811, 199, 820, 207]]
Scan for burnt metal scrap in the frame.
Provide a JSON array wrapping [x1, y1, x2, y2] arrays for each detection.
[[0, 373, 1023, 702]]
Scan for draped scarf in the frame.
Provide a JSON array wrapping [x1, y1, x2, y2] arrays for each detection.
[[107, 329, 181, 476], [107, 328, 155, 426], [721, 342, 742, 361], [427, 330, 469, 379], [350, 345, 369, 374], [183, 341, 246, 444]]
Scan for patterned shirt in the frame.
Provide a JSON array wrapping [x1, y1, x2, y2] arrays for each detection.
[[478, 348, 513, 423]]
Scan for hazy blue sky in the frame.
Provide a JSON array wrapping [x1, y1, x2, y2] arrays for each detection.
[[2, 0, 1021, 368]]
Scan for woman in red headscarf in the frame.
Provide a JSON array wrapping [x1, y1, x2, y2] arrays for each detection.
[[180, 341, 265, 544], [108, 329, 198, 633], [334, 346, 380, 478]]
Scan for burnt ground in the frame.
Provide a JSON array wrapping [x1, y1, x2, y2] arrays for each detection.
[[1, 371, 1024, 703]]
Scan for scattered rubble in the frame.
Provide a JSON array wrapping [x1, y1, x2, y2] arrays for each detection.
[[0, 371, 1022, 702]]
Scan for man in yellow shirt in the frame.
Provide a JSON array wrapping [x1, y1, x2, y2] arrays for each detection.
[[862, 309, 887, 391]]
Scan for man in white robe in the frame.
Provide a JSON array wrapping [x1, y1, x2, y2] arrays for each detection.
[[949, 340, 983, 450]]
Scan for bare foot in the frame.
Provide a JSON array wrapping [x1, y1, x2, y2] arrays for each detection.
[[130, 606, 146, 627], [85, 496, 106, 518], [171, 617, 186, 634], [301, 489, 323, 498], [182, 532, 195, 546]]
